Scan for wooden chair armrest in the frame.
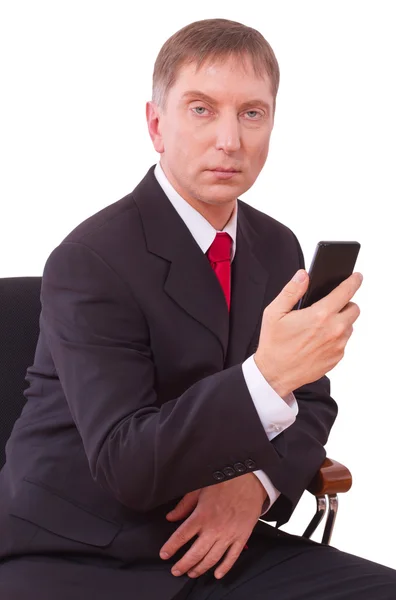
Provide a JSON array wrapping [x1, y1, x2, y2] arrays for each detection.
[[307, 457, 352, 496]]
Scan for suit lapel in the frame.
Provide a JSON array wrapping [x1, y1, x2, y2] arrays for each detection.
[[133, 166, 269, 366], [133, 166, 229, 359], [225, 203, 270, 367]]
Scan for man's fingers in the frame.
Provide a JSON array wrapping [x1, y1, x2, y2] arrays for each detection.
[[214, 539, 246, 579], [159, 519, 197, 560], [314, 272, 363, 315], [336, 302, 361, 333], [187, 539, 230, 578], [338, 301, 361, 322], [332, 302, 360, 343], [171, 535, 219, 577]]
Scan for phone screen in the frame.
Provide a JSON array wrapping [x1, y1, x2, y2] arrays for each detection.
[[298, 241, 360, 309]]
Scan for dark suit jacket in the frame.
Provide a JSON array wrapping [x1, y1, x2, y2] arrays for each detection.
[[0, 165, 337, 598]]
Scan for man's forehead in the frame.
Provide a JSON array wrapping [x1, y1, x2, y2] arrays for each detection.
[[173, 57, 272, 99]]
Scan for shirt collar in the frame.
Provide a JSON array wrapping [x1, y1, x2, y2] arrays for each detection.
[[154, 161, 237, 261]]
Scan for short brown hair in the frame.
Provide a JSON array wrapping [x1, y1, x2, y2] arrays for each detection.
[[152, 18, 280, 113]]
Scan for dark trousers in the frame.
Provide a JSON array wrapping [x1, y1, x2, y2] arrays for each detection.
[[177, 531, 396, 599], [1, 532, 395, 599]]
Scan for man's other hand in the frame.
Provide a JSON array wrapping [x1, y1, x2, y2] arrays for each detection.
[[159, 473, 267, 579]]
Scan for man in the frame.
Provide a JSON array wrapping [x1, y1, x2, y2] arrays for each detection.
[[0, 17, 395, 600]]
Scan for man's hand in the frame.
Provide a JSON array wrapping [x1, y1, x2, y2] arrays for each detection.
[[254, 270, 363, 398], [159, 473, 267, 580]]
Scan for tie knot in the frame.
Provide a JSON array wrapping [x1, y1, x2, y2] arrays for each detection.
[[207, 232, 232, 263]]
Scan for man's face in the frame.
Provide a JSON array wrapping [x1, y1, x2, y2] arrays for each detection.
[[146, 54, 275, 210]]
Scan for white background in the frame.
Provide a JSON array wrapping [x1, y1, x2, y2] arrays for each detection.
[[1, 0, 395, 570]]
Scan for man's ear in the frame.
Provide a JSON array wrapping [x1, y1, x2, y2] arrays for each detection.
[[146, 101, 164, 153]]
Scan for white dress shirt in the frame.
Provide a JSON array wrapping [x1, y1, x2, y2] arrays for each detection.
[[154, 161, 298, 516]]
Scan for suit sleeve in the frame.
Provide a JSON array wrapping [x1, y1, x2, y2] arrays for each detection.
[[40, 241, 286, 512], [242, 355, 298, 515], [260, 233, 338, 526], [261, 375, 336, 526]]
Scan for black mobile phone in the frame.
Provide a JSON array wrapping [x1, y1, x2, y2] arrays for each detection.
[[297, 241, 361, 309]]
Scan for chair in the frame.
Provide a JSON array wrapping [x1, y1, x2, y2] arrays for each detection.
[[0, 276, 352, 546], [0, 277, 42, 470]]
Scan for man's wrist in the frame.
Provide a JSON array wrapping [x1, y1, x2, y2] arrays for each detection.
[[253, 353, 290, 399]]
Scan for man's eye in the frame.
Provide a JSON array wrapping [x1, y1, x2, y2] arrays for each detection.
[[192, 106, 207, 115], [245, 110, 261, 119]]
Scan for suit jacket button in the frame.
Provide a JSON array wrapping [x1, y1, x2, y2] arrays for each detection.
[[213, 471, 225, 481], [234, 462, 247, 473], [223, 466, 235, 478], [245, 459, 256, 470]]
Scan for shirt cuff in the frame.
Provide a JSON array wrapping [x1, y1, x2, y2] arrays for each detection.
[[253, 470, 281, 517], [242, 355, 298, 441]]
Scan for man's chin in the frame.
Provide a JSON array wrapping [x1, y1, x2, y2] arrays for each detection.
[[199, 192, 240, 206], [205, 183, 247, 202]]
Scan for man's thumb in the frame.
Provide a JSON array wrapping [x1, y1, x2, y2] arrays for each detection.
[[166, 490, 200, 521], [274, 269, 309, 314]]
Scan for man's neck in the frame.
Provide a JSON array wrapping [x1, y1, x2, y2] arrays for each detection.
[[183, 196, 236, 231]]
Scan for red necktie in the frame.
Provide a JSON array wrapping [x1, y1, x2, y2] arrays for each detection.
[[207, 232, 232, 311]]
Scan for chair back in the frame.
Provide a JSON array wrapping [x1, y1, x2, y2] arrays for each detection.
[[0, 277, 42, 469]]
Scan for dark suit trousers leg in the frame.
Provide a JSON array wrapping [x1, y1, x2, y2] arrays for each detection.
[[183, 532, 396, 600]]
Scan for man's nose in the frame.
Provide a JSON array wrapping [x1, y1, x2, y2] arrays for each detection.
[[214, 115, 241, 153]]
